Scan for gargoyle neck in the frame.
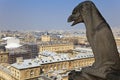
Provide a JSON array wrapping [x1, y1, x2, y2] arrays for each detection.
[[82, 6, 106, 33]]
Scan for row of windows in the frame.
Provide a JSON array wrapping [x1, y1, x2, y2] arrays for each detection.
[[42, 63, 68, 72], [40, 46, 73, 52], [72, 59, 94, 67], [25, 69, 39, 78], [41, 46, 73, 48], [41, 60, 94, 73]]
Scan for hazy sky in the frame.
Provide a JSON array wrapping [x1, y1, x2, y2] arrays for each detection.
[[0, 0, 120, 31]]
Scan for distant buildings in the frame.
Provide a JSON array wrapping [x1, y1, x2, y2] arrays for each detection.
[[0, 38, 95, 80], [41, 35, 51, 42], [0, 29, 120, 80], [38, 41, 74, 53]]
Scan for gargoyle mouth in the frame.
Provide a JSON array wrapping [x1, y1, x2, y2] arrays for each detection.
[[68, 15, 83, 26], [71, 20, 79, 26], [68, 18, 80, 26]]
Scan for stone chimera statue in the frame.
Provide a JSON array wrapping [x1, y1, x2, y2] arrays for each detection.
[[68, 1, 120, 80]]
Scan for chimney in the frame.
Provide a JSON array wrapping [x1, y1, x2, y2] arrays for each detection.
[[16, 57, 23, 64]]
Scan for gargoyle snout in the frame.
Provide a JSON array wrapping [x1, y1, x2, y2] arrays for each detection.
[[67, 15, 73, 22]]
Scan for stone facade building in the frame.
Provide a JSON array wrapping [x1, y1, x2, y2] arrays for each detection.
[[38, 41, 74, 53]]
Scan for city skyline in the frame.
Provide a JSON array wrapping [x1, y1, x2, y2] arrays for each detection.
[[0, 0, 120, 31]]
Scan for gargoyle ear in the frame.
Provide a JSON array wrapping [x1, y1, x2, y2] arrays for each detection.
[[80, 2, 92, 13], [81, 3, 91, 11]]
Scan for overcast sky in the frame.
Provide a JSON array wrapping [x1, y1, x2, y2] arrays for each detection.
[[0, 0, 120, 31]]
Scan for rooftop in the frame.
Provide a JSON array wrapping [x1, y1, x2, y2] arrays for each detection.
[[40, 51, 56, 57], [11, 59, 41, 69], [11, 51, 94, 70], [74, 47, 92, 53]]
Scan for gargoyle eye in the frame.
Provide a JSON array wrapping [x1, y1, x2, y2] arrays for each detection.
[[72, 10, 77, 14]]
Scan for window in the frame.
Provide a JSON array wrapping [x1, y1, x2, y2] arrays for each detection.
[[30, 70, 34, 77]]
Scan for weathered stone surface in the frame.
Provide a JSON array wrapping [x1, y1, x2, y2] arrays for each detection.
[[68, 1, 120, 80]]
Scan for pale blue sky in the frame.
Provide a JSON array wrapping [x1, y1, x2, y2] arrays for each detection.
[[0, 0, 120, 31]]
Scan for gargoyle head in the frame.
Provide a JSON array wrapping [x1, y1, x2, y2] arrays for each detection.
[[68, 6, 83, 26], [68, 1, 93, 26]]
